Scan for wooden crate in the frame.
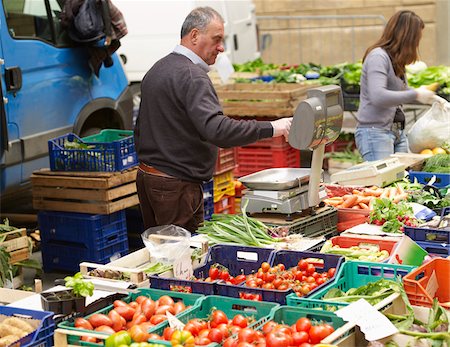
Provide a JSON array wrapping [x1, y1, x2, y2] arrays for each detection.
[[0, 228, 30, 264], [215, 82, 319, 117], [208, 71, 260, 85], [31, 167, 139, 214]]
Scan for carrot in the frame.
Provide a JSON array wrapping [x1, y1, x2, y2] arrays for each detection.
[[341, 195, 359, 208], [380, 189, 389, 199], [393, 192, 408, 203], [359, 202, 369, 209], [352, 190, 362, 195], [388, 187, 398, 199], [352, 205, 361, 209], [358, 196, 371, 204]]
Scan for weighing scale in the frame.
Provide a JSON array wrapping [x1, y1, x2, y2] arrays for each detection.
[[239, 85, 344, 218]]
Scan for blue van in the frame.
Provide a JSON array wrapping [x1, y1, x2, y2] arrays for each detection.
[[0, 0, 133, 196]]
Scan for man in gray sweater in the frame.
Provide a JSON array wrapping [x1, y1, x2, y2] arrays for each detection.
[[134, 7, 292, 232]]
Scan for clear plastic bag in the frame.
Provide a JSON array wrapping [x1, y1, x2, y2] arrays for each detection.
[[408, 101, 450, 153], [141, 225, 191, 264]]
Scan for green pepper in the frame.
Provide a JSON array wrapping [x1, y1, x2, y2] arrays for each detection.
[[105, 331, 132, 347]]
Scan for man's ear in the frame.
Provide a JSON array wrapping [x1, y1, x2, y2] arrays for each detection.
[[190, 28, 200, 45]]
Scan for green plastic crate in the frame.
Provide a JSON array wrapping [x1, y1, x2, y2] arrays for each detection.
[[150, 295, 279, 347], [82, 129, 134, 143], [58, 288, 204, 346], [286, 261, 415, 311]]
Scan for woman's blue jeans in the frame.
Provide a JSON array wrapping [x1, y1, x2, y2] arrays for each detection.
[[355, 127, 408, 162]]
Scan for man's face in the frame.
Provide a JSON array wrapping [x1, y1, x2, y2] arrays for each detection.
[[196, 18, 225, 65]]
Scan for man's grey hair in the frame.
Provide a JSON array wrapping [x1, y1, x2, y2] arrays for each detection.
[[181, 7, 224, 38]]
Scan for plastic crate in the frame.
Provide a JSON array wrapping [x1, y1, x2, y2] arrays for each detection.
[[404, 207, 450, 244], [42, 235, 128, 273], [58, 288, 204, 346], [203, 179, 214, 221], [342, 92, 360, 112], [408, 171, 450, 188], [242, 136, 292, 150], [234, 146, 300, 177], [0, 306, 54, 347], [416, 240, 450, 256], [215, 148, 237, 175], [38, 210, 126, 244], [149, 296, 279, 345], [48, 131, 137, 172], [265, 206, 338, 238], [218, 249, 343, 304], [214, 195, 236, 214], [286, 260, 415, 311], [213, 170, 235, 202], [150, 245, 275, 295], [403, 258, 450, 309], [323, 235, 399, 262]]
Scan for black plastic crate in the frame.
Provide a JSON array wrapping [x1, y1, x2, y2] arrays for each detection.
[[38, 210, 126, 245], [416, 241, 450, 257], [203, 179, 214, 221], [343, 92, 360, 112], [125, 207, 145, 250]]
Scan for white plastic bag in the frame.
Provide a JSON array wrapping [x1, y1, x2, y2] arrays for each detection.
[[141, 225, 191, 264], [408, 101, 450, 153]]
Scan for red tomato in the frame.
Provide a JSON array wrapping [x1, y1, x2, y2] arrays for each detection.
[[209, 266, 219, 280], [322, 323, 335, 336], [265, 331, 293, 347], [80, 336, 97, 343], [139, 322, 154, 331], [94, 325, 115, 334], [298, 343, 313, 347], [261, 262, 271, 273], [183, 321, 200, 336], [158, 295, 175, 307], [232, 314, 248, 328], [291, 331, 309, 346], [108, 309, 125, 331], [129, 324, 151, 342], [163, 326, 175, 340], [220, 270, 230, 281], [113, 300, 128, 308], [128, 301, 139, 309], [148, 333, 163, 340], [262, 321, 278, 335], [223, 336, 239, 347], [135, 296, 148, 304], [237, 343, 254, 347], [141, 298, 156, 319], [306, 264, 315, 275], [234, 274, 246, 284], [149, 314, 168, 325], [309, 325, 329, 344], [237, 328, 257, 343], [88, 314, 113, 328], [173, 301, 186, 314], [216, 323, 230, 338], [295, 317, 312, 333], [272, 278, 283, 289], [208, 328, 225, 343], [297, 259, 308, 271], [155, 304, 175, 315], [276, 263, 285, 271], [195, 336, 212, 346], [74, 318, 93, 330], [114, 306, 136, 321], [327, 267, 336, 278], [210, 310, 228, 328]]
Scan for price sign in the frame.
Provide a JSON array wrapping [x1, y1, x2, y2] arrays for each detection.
[[173, 248, 193, 280]]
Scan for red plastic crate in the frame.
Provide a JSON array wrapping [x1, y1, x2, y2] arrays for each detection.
[[214, 195, 236, 214], [215, 148, 237, 175], [242, 136, 291, 150], [403, 258, 450, 309], [235, 147, 300, 177]]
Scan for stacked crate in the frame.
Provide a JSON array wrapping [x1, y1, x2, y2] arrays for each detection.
[[213, 148, 237, 215], [32, 130, 137, 272]]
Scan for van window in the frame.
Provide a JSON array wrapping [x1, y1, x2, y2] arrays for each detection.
[[3, 0, 70, 46]]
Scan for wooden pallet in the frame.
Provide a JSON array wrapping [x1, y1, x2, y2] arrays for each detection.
[[31, 167, 139, 214], [216, 82, 319, 117], [0, 228, 30, 264]]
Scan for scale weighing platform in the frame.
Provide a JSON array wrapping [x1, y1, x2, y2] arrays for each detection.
[[239, 85, 344, 219]]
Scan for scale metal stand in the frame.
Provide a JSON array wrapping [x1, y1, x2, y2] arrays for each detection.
[[239, 85, 344, 220]]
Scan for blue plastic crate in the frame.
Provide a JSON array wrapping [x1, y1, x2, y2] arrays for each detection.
[[149, 244, 275, 295], [217, 249, 344, 304], [38, 210, 126, 245], [404, 207, 450, 244], [48, 132, 137, 172], [408, 171, 450, 188], [0, 306, 54, 347], [203, 179, 214, 220], [42, 235, 128, 273], [416, 240, 450, 256]]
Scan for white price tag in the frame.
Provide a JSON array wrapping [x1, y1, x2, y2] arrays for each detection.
[[425, 270, 438, 298], [173, 248, 193, 280], [166, 311, 185, 330], [335, 299, 398, 341]]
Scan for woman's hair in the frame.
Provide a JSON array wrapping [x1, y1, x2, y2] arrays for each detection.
[[363, 10, 424, 77], [181, 7, 224, 38]]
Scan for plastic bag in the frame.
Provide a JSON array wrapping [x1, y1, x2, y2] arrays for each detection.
[[408, 101, 450, 153], [141, 225, 191, 264]]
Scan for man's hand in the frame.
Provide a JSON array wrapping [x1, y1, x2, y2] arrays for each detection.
[[271, 117, 293, 142]]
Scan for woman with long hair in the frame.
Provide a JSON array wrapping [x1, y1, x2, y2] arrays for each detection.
[[355, 10, 437, 161]]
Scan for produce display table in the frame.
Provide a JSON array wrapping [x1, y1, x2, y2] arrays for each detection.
[[31, 167, 139, 214]]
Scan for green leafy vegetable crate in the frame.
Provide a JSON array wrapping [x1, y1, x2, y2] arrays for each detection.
[[286, 260, 415, 311]]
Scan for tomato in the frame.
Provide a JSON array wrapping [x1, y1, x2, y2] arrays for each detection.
[[89, 314, 113, 328], [327, 267, 336, 278], [265, 273, 276, 283], [95, 325, 116, 334], [277, 283, 289, 291], [108, 309, 125, 332], [210, 310, 228, 328], [208, 328, 224, 343], [261, 262, 271, 273], [276, 263, 285, 271], [322, 323, 335, 336], [138, 322, 154, 331], [173, 301, 186, 315], [265, 331, 293, 347], [149, 314, 167, 325], [220, 270, 230, 281], [105, 331, 132, 347], [306, 264, 315, 275], [113, 300, 128, 308], [155, 304, 175, 315], [183, 321, 200, 336], [234, 274, 246, 284], [171, 330, 195, 347], [209, 266, 219, 280], [232, 314, 248, 328], [194, 336, 212, 346], [308, 325, 328, 344], [297, 260, 308, 271], [298, 343, 313, 347], [148, 333, 163, 340], [129, 325, 151, 342], [158, 295, 175, 307], [237, 328, 257, 343], [295, 318, 311, 333], [115, 306, 136, 321], [216, 323, 230, 338], [197, 329, 210, 338], [129, 302, 139, 309], [74, 318, 93, 330], [131, 313, 147, 326], [141, 298, 156, 319], [135, 296, 148, 304], [163, 326, 175, 341], [223, 336, 239, 347], [237, 343, 254, 347], [272, 278, 283, 289], [262, 321, 278, 335], [291, 331, 308, 346], [80, 336, 97, 343]]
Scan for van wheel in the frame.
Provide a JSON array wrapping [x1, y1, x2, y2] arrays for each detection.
[[130, 83, 141, 126], [80, 127, 102, 137]]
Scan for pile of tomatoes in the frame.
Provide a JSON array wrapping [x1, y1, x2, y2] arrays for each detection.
[[74, 295, 190, 344]]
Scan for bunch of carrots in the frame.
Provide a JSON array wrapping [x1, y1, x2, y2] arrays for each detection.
[[324, 185, 408, 210]]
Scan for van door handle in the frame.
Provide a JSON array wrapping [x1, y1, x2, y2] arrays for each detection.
[[233, 34, 238, 50], [5, 66, 22, 92]]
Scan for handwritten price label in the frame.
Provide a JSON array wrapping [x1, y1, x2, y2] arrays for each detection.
[[173, 249, 193, 280]]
